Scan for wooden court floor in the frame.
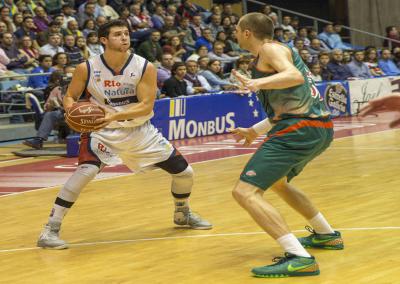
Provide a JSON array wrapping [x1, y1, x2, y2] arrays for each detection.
[[0, 130, 399, 284]]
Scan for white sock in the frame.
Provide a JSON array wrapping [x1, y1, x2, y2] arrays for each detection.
[[174, 198, 189, 211], [308, 212, 335, 234], [48, 204, 70, 223], [277, 233, 311, 258]]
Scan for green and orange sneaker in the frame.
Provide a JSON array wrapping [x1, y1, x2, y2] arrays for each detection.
[[298, 226, 344, 250], [251, 252, 320, 278]]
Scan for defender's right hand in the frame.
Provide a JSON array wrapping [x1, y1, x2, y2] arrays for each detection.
[[230, 127, 258, 146]]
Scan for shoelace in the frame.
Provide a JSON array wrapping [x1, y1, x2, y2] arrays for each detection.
[[271, 252, 295, 265], [304, 225, 317, 235]]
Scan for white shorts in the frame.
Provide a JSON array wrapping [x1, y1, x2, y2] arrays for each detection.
[[79, 121, 174, 172]]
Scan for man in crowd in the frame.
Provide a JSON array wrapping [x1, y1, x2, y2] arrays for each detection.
[[162, 62, 188, 98]]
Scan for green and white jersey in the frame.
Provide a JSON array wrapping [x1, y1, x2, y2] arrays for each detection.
[[252, 43, 330, 122]]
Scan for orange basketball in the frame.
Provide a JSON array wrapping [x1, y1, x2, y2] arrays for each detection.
[[65, 102, 105, 133]]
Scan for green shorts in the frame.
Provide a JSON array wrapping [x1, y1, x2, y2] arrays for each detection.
[[240, 117, 334, 190]]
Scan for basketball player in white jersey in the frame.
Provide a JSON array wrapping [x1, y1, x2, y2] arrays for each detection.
[[37, 20, 212, 249]]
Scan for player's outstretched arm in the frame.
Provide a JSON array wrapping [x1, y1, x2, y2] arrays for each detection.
[[108, 63, 157, 121], [359, 93, 400, 116], [359, 93, 400, 127], [63, 62, 88, 111]]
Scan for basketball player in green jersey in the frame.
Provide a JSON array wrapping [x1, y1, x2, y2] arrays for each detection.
[[231, 13, 343, 278]]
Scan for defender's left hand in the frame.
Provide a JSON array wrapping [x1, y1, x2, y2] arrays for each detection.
[[232, 69, 259, 92]]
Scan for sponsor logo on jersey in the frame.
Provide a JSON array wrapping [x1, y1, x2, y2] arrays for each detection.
[[105, 96, 139, 106], [104, 80, 121, 87], [104, 87, 135, 97], [94, 70, 101, 82]]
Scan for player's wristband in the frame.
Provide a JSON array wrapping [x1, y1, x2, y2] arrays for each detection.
[[252, 118, 272, 135]]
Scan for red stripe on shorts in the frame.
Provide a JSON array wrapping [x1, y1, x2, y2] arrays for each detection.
[[263, 119, 334, 143]]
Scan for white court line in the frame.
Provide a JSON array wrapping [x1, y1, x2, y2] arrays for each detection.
[[332, 147, 400, 150], [0, 226, 399, 254], [1, 128, 400, 199], [0, 157, 34, 164]]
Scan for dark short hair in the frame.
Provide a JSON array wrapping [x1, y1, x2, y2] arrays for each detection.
[[98, 19, 129, 39], [87, 31, 97, 38], [294, 38, 304, 44], [236, 58, 250, 67], [23, 16, 33, 22], [386, 26, 396, 34], [239, 13, 274, 40], [172, 62, 186, 74], [185, 60, 197, 65], [38, 54, 52, 63], [318, 51, 330, 58], [48, 33, 61, 38], [52, 52, 69, 65], [196, 45, 208, 52], [1, 32, 13, 38], [197, 55, 209, 62], [49, 21, 60, 27]]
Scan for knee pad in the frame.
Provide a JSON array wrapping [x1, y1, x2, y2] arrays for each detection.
[[58, 163, 99, 203], [171, 165, 194, 198], [156, 150, 189, 174]]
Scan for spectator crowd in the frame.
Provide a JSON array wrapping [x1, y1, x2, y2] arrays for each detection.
[[0, 1, 399, 99]]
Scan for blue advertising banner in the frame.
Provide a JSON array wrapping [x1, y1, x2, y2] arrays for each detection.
[[151, 93, 265, 140], [316, 81, 351, 116]]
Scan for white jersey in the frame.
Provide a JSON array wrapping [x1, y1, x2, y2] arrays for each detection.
[[85, 53, 153, 128]]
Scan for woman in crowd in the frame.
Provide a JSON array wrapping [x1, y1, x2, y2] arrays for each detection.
[[12, 13, 24, 30], [186, 45, 208, 62], [221, 16, 233, 34], [309, 62, 323, 82], [0, 21, 8, 33], [86, 32, 104, 57], [364, 47, 385, 76], [82, 19, 97, 38], [76, 36, 90, 60], [200, 59, 237, 91], [19, 35, 39, 70], [52, 52, 69, 72], [229, 57, 251, 85], [163, 35, 187, 62]]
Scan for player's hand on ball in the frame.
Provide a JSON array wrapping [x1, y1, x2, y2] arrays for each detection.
[[230, 127, 258, 146], [93, 111, 113, 130]]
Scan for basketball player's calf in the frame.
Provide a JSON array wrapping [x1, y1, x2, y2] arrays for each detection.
[[272, 180, 343, 250], [37, 163, 100, 249], [155, 152, 212, 230]]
